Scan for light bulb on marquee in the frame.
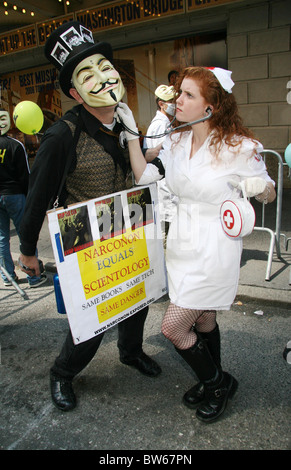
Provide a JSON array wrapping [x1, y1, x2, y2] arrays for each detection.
[[2, 2, 36, 17]]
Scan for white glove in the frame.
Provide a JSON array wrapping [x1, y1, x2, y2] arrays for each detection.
[[115, 102, 139, 141], [229, 177, 267, 197]]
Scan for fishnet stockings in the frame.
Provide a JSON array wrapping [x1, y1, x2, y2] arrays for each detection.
[[161, 303, 217, 350]]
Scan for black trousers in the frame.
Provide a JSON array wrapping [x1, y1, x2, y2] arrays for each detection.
[[51, 306, 149, 380]]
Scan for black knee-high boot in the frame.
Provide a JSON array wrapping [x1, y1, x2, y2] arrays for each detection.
[[176, 336, 238, 423], [183, 324, 221, 408]]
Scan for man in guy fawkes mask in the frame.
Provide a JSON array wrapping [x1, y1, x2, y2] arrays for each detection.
[[18, 21, 161, 412]]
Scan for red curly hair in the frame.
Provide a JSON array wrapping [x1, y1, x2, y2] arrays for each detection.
[[172, 66, 255, 156]]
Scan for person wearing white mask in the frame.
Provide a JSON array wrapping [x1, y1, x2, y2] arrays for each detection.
[[116, 66, 276, 423], [143, 85, 178, 238], [0, 109, 47, 288], [143, 84, 175, 150]]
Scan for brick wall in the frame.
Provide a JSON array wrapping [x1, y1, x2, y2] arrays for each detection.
[[228, 0, 291, 187]]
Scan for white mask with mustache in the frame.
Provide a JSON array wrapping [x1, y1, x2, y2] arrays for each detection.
[[0, 110, 10, 135], [71, 53, 125, 107]]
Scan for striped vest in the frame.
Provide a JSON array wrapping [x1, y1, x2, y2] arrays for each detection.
[[64, 119, 128, 206]]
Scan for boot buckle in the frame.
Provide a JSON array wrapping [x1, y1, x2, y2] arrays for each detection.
[[214, 388, 222, 398]]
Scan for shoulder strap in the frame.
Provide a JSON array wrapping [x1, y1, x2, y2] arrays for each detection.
[[52, 112, 83, 209], [150, 157, 165, 177]]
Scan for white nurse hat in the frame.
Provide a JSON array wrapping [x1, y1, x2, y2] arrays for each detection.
[[206, 67, 235, 93]]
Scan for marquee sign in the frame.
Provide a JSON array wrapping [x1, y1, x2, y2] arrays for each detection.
[[187, 0, 237, 12], [75, 0, 184, 32], [0, 0, 239, 57], [0, 14, 74, 55]]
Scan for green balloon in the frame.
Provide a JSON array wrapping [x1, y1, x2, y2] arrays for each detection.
[[13, 101, 44, 135], [285, 143, 291, 168]]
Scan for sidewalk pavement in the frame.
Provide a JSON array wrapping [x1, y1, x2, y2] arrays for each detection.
[[8, 192, 291, 307]]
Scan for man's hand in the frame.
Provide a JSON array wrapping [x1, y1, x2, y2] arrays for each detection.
[[18, 254, 40, 276]]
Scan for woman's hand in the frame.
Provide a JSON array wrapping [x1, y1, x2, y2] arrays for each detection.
[[115, 102, 139, 141], [228, 177, 276, 203]]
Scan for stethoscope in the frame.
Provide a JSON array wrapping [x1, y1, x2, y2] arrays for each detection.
[[118, 106, 213, 140]]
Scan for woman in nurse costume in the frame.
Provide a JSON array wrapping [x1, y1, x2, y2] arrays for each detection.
[[116, 66, 276, 423]]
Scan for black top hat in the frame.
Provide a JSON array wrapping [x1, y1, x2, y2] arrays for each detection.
[[44, 21, 113, 97]]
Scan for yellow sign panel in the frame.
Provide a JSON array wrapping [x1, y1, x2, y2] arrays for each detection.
[[76, 0, 185, 32], [187, 0, 237, 12], [0, 14, 74, 56], [0, 25, 37, 55], [37, 15, 74, 45], [77, 226, 150, 300], [97, 282, 146, 323]]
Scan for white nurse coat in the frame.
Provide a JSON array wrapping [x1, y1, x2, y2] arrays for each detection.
[[138, 131, 274, 310]]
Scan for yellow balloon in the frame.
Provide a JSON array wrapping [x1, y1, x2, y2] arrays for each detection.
[[13, 101, 44, 135]]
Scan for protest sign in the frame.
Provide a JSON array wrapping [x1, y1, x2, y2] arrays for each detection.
[[47, 184, 167, 344]]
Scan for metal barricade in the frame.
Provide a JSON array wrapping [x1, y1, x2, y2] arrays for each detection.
[[280, 162, 291, 285], [253, 149, 284, 281]]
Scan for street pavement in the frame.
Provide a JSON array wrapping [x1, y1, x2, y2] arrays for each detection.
[[0, 194, 290, 451]]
